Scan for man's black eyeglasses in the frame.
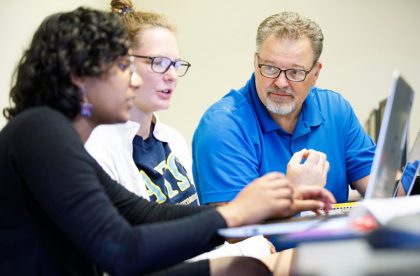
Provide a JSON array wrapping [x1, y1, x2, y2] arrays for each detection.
[[256, 54, 317, 82]]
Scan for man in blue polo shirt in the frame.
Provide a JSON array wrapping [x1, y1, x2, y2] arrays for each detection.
[[192, 11, 375, 205]]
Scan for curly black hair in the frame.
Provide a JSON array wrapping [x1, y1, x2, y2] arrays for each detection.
[[3, 7, 130, 120]]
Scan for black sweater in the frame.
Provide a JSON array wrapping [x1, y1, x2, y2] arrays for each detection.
[[0, 107, 226, 275]]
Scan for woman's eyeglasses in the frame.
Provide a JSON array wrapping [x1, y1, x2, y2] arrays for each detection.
[[131, 55, 191, 77]]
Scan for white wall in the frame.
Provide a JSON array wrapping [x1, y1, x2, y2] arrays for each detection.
[[1, 0, 419, 150], [0, 0, 108, 126]]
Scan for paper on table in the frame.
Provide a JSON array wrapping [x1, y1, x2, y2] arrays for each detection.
[[350, 195, 420, 225]]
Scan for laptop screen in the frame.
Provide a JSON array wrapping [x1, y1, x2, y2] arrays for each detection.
[[365, 72, 414, 199]]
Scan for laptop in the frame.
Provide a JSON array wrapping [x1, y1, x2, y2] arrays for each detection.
[[301, 71, 414, 216], [364, 72, 414, 199], [218, 71, 415, 239], [394, 130, 420, 196]]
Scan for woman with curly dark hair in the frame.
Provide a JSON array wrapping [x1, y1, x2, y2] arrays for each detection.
[[0, 6, 335, 276]]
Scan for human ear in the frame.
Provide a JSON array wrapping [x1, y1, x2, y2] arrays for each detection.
[[314, 62, 323, 78], [71, 74, 93, 117], [253, 53, 259, 68], [70, 73, 86, 92], [70, 74, 88, 100]]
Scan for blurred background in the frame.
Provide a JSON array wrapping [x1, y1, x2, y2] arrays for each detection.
[[1, 0, 419, 150]]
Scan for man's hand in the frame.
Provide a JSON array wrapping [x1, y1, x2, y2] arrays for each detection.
[[286, 149, 329, 187]]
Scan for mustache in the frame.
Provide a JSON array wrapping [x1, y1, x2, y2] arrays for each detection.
[[266, 86, 295, 97]]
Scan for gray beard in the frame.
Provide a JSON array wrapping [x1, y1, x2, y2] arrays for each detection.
[[265, 96, 296, 115]]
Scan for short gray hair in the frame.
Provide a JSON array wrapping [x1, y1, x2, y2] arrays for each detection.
[[256, 12, 324, 62]]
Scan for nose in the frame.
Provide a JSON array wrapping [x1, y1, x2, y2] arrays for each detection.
[[163, 65, 178, 81], [130, 71, 143, 89], [274, 71, 289, 88]]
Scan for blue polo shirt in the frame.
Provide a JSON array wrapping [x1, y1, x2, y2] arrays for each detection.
[[192, 74, 375, 204]]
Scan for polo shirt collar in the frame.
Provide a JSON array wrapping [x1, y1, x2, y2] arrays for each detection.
[[294, 87, 325, 139], [249, 74, 281, 133], [248, 74, 324, 136]]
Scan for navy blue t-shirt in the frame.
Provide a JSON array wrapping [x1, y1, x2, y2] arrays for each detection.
[[132, 127, 198, 205]]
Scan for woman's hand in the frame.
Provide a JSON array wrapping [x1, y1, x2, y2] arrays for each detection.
[[217, 172, 294, 227], [291, 185, 336, 215], [216, 171, 336, 228]]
